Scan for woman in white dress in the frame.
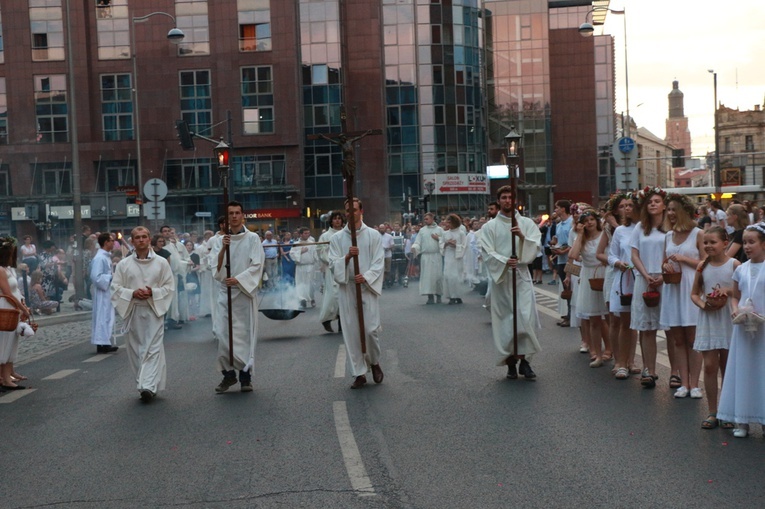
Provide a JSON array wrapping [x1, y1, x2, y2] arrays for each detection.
[[570, 211, 609, 367], [717, 224, 765, 437], [630, 188, 668, 389], [0, 238, 32, 391], [601, 193, 640, 379], [660, 194, 704, 398]]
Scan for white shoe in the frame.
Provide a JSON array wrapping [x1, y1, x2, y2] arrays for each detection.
[[733, 426, 749, 438], [689, 387, 703, 399], [674, 386, 689, 398], [589, 358, 604, 368]]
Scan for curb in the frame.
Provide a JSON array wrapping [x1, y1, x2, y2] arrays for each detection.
[[35, 311, 92, 327]]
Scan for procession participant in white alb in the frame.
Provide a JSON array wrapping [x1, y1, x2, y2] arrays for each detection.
[[160, 225, 187, 329], [411, 212, 444, 304], [110, 227, 175, 402], [318, 211, 345, 332], [194, 230, 214, 317], [480, 185, 542, 380], [261, 230, 279, 290], [90, 232, 118, 354], [329, 198, 385, 389], [210, 201, 265, 393], [440, 213, 467, 304], [291, 227, 316, 308]]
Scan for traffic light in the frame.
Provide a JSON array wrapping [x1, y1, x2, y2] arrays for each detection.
[[175, 119, 195, 150], [672, 148, 685, 168]]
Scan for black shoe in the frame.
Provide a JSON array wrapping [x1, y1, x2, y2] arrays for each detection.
[[96, 345, 119, 353], [426, 296, 435, 305], [139, 390, 155, 402], [215, 375, 238, 393], [240, 382, 253, 393], [322, 320, 333, 332], [455, 298, 463, 304], [506, 359, 518, 379], [519, 359, 536, 380], [436, 296, 442, 304], [337, 318, 342, 332]]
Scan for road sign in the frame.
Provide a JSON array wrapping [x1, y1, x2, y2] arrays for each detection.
[[195, 211, 212, 218], [144, 201, 166, 220], [143, 178, 168, 202], [617, 136, 636, 154], [127, 204, 140, 217], [612, 138, 638, 190]]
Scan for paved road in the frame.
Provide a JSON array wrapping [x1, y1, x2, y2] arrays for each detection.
[[2, 279, 763, 508]]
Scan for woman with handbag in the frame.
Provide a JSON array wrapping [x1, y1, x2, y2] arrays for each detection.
[[660, 194, 704, 398], [569, 211, 609, 367], [629, 187, 668, 389], [0, 237, 32, 391], [604, 193, 641, 379]]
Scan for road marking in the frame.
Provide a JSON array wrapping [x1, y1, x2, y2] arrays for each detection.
[[334, 345, 346, 378], [0, 388, 37, 404], [333, 401, 376, 496], [43, 369, 79, 380], [83, 354, 114, 363]]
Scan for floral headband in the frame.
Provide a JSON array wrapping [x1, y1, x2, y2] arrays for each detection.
[[745, 222, 765, 236], [606, 192, 636, 213], [0, 237, 16, 248], [636, 186, 666, 206], [666, 193, 696, 217], [578, 210, 600, 223]]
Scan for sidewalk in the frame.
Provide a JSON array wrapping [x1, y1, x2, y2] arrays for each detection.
[[31, 286, 92, 327]]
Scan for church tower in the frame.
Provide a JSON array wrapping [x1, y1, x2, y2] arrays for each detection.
[[665, 80, 692, 166]]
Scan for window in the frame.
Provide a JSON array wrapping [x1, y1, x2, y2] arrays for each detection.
[[101, 73, 133, 141], [0, 78, 7, 144], [745, 135, 754, 152], [0, 165, 10, 196], [96, 0, 129, 59], [29, 1, 65, 61], [96, 161, 135, 192], [179, 70, 212, 137], [35, 75, 68, 143], [33, 162, 72, 195], [235, 154, 285, 187], [241, 66, 274, 134], [165, 159, 214, 190], [238, 0, 271, 52], [724, 137, 731, 153], [176, 0, 210, 56]]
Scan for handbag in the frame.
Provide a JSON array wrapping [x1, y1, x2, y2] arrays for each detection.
[[619, 269, 634, 306], [564, 259, 581, 277]]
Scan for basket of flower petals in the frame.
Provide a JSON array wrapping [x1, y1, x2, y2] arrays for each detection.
[[705, 286, 728, 311], [642, 289, 660, 308]]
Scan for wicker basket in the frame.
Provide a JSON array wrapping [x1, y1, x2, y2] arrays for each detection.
[[561, 288, 573, 300], [642, 291, 661, 308], [0, 307, 20, 332], [706, 294, 728, 310], [564, 260, 581, 277], [619, 269, 634, 306], [662, 271, 682, 284], [589, 265, 605, 291]]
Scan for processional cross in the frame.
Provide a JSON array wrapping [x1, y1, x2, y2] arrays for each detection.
[[307, 108, 382, 354]]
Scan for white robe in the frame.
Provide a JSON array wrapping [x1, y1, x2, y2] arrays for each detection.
[[329, 223, 385, 377], [111, 251, 175, 394], [412, 223, 444, 295], [480, 212, 542, 365], [90, 248, 115, 346], [164, 240, 189, 322], [195, 240, 213, 317], [318, 227, 342, 323], [210, 229, 264, 372], [291, 239, 317, 304], [440, 228, 466, 299]]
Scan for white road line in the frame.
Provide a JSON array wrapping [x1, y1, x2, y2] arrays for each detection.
[[43, 369, 79, 380], [334, 344, 346, 378], [0, 388, 37, 404], [333, 401, 376, 497], [83, 354, 114, 363]]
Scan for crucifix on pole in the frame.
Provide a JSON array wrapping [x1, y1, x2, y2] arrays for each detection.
[[307, 107, 382, 354]]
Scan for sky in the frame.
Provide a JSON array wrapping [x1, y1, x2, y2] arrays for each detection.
[[601, 0, 765, 160]]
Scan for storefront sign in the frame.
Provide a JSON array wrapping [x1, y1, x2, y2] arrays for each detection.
[[244, 208, 302, 220], [424, 174, 490, 195]]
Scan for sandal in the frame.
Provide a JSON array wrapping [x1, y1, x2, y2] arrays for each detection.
[[614, 367, 629, 380], [701, 414, 719, 430], [721, 421, 735, 430], [669, 375, 682, 389]]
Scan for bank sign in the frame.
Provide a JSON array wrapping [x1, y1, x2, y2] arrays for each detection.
[[425, 174, 490, 195]]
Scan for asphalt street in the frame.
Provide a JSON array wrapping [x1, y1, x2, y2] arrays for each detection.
[[1, 279, 763, 509]]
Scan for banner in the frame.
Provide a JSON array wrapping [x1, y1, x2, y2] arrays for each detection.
[[423, 173, 490, 195]]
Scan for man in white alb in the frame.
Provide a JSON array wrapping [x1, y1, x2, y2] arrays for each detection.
[[91, 232, 117, 354], [411, 212, 444, 304], [318, 211, 345, 332], [291, 227, 316, 308]]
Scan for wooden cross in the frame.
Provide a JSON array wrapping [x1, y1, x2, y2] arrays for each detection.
[[306, 107, 382, 354]]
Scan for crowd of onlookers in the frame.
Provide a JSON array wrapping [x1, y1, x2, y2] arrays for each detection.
[[538, 193, 765, 437]]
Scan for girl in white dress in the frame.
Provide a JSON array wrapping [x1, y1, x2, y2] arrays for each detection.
[[570, 211, 608, 367], [660, 194, 704, 398], [717, 223, 765, 437], [0, 238, 31, 390], [630, 188, 667, 389], [691, 227, 738, 430], [599, 193, 640, 378]]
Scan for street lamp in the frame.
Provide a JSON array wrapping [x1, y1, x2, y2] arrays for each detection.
[[424, 180, 435, 213], [132, 12, 184, 224], [579, 7, 629, 137], [708, 69, 722, 196], [504, 126, 523, 211]]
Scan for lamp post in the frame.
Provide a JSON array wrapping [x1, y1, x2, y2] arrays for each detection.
[[132, 12, 184, 225], [708, 69, 722, 196], [424, 180, 435, 213], [504, 126, 522, 357]]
